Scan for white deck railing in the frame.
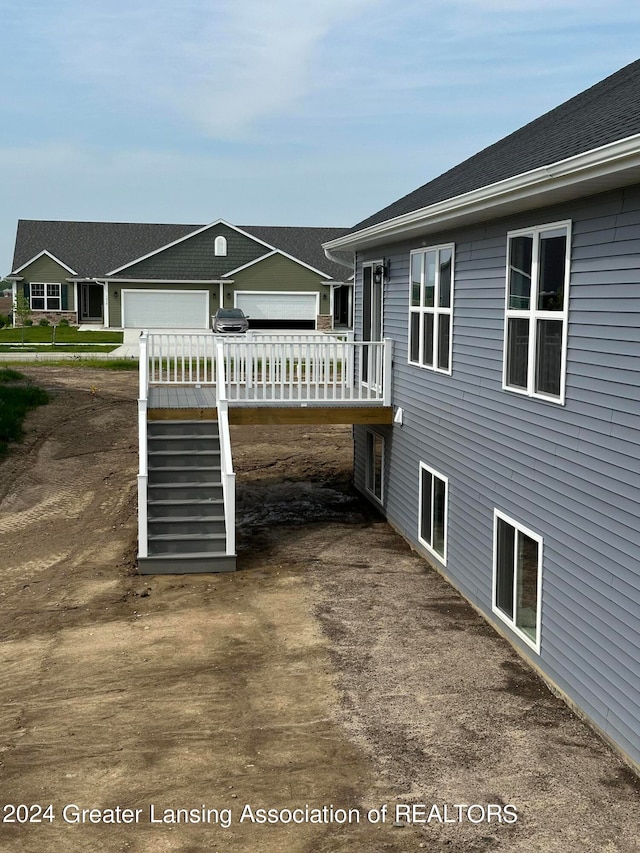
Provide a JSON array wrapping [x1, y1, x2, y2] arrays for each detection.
[[145, 332, 392, 406], [138, 332, 150, 559], [215, 339, 236, 558], [147, 333, 217, 385]]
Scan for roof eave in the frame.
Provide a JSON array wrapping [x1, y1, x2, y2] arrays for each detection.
[[323, 134, 640, 251]]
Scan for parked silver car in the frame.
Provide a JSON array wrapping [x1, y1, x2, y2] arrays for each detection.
[[212, 308, 249, 333]]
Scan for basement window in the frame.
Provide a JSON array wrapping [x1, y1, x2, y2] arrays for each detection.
[[492, 510, 542, 653], [418, 462, 448, 564], [364, 429, 384, 503]]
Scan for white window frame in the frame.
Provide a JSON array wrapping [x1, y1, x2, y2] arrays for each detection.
[[214, 235, 227, 256], [503, 220, 571, 405], [408, 244, 454, 375], [418, 462, 448, 565], [364, 429, 384, 504], [30, 282, 62, 311], [492, 509, 543, 654]]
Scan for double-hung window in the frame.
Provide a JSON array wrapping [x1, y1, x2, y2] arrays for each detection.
[[504, 221, 570, 403], [409, 245, 454, 373], [492, 510, 542, 653], [418, 462, 448, 564], [364, 430, 384, 503], [30, 282, 61, 311]]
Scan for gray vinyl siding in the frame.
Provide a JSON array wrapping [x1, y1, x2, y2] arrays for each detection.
[[353, 183, 640, 770], [18, 256, 75, 312], [113, 224, 268, 280]]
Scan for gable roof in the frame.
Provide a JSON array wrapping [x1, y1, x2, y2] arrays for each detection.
[[329, 58, 640, 247], [11, 220, 350, 281]]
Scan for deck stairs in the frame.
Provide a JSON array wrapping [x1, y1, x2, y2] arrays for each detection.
[[137, 418, 236, 573]]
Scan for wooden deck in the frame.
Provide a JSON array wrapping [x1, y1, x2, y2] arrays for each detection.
[[147, 386, 393, 425]]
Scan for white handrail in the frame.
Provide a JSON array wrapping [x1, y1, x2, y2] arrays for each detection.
[[215, 339, 236, 557], [138, 331, 149, 559]]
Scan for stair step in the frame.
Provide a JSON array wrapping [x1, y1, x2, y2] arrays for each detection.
[[148, 498, 224, 518], [148, 533, 227, 555], [148, 451, 220, 468], [138, 553, 236, 574], [148, 483, 224, 501], [148, 517, 226, 535], [148, 435, 220, 452], [147, 420, 218, 438], [148, 466, 221, 484]]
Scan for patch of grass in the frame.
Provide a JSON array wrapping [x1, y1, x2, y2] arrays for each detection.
[[0, 328, 123, 344], [0, 358, 139, 371], [0, 345, 120, 353], [0, 368, 25, 383], [0, 379, 49, 455]]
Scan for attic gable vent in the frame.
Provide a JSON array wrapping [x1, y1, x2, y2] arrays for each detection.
[[214, 235, 227, 256]]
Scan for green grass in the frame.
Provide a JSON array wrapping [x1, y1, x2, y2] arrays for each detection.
[[0, 358, 139, 371], [0, 327, 123, 344], [0, 371, 49, 455], [0, 345, 119, 353], [0, 368, 25, 383]]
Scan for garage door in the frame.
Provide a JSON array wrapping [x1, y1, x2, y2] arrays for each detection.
[[121, 290, 209, 328], [235, 292, 318, 322]]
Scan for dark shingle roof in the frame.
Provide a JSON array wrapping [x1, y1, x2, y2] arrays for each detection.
[[348, 58, 640, 234], [239, 225, 350, 278], [11, 220, 349, 280]]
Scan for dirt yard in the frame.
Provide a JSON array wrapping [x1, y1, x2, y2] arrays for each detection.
[[0, 366, 638, 853]]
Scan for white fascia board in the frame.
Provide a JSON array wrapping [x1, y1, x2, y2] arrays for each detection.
[[223, 249, 335, 280], [101, 278, 227, 284], [323, 134, 640, 251], [11, 249, 78, 276], [105, 219, 277, 276]]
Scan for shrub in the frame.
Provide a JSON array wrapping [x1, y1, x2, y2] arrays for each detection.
[[38, 318, 50, 326], [58, 317, 70, 327], [0, 314, 8, 329], [24, 319, 33, 326], [0, 382, 49, 456]]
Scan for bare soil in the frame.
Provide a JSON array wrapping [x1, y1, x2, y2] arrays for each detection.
[[0, 366, 638, 853]]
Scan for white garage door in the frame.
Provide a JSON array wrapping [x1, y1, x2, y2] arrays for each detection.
[[235, 292, 318, 321], [122, 290, 209, 329]]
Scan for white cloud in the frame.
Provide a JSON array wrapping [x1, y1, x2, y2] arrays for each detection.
[[43, 0, 379, 138]]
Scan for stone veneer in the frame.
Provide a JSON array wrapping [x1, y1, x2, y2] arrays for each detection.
[[316, 313, 333, 331], [17, 311, 78, 326]]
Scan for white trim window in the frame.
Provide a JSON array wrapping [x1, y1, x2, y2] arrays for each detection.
[[30, 282, 61, 311], [214, 235, 227, 256], [418, 462, 448, 564], [364, 429, 384, 503], [492, 510, 542, 653], [503, 221, 571, 404], [408, 244, 454, 374]]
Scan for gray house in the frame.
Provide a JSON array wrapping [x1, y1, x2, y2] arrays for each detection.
[[324, 59, 640, 773], [8, 219, 352, 330]]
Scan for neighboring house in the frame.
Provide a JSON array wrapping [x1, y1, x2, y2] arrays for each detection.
[[7, 220, 352, 330], [324, 59, 640, 773]]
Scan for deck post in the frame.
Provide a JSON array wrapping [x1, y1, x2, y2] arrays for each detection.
[[138, 330, 149, 559], [215, 339, 236, 558], [383, 338, 393, 407]]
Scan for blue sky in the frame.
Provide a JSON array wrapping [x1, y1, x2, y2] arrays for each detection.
[[3, 0, 640, 274]]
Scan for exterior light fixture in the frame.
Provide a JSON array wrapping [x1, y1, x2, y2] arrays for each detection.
[[373, 260, 389, 285]]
